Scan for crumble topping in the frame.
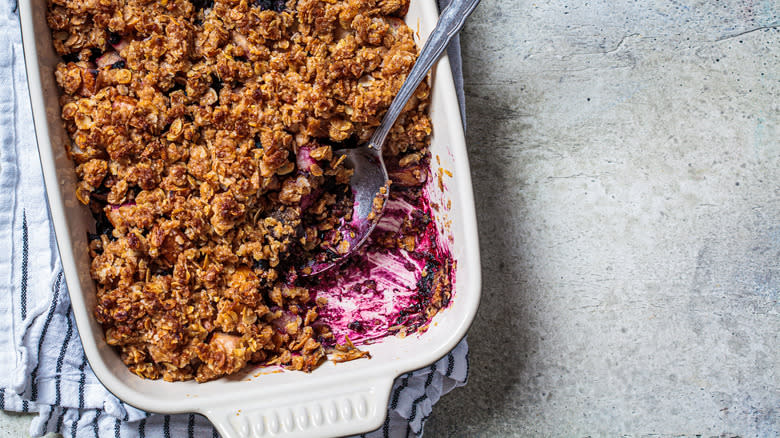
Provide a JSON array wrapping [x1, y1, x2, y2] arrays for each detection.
[[48, 0, 450, 383]]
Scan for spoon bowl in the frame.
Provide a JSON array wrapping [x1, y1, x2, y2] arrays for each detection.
[[302, 146, 389, 275]]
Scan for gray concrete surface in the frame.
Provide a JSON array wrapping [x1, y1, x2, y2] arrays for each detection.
[[0, 412, 33, 437], [424, 0, 779, 436], [2, 0, 779, 436]]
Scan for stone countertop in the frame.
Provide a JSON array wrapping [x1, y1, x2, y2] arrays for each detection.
[[3, 0, 778, 436], [425, 0, 778, 436]]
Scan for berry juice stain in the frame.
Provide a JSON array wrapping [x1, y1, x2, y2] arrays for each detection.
[[304, 187, 454, 346]]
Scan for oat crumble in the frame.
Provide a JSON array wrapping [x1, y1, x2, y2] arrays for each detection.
[[47, 0, 449, 382]]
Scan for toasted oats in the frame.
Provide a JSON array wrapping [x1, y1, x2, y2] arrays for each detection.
[[50, 0, 438, 382]]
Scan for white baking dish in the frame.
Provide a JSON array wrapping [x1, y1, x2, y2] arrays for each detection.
[[19, 0, 480, 436]]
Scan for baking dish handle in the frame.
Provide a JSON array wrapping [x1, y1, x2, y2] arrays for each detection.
[[203, 376, 395, 438]]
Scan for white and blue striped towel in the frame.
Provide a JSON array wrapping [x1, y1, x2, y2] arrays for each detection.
[[0, 0, 469, 436]]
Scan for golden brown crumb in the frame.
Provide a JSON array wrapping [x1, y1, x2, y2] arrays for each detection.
[[331, 335, 371, 363], [51, 0, 434, 382]]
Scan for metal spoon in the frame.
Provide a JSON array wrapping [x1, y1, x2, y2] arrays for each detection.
[[302, 0, 481, 275]]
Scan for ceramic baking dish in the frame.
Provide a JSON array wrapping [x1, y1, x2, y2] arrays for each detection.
[[19, 0, 480, 436]]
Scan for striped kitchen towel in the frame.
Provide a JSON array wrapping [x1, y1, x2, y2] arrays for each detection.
[[0, 0, 469, 437]]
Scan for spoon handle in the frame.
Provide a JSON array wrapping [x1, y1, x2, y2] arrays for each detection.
[[369, 0, 481, 150]]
